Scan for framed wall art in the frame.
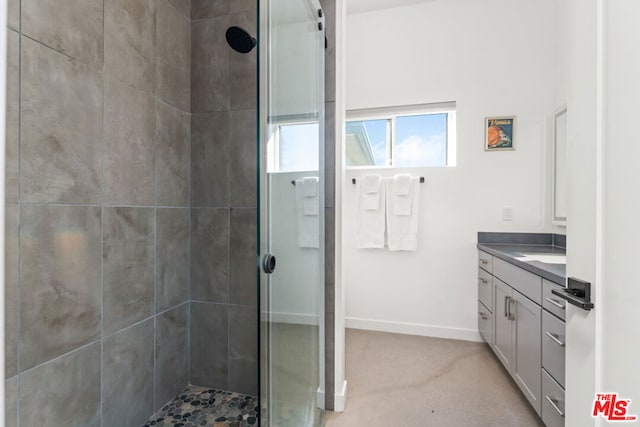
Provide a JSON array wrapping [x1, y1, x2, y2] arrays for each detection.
[[485, 116, 516, 151]]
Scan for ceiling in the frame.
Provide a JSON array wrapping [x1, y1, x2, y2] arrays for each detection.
[[347, 0, 437, 15]]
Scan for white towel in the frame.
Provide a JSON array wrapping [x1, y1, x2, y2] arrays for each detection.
[[355, 174, 385, 249], [303, 176, 318, 197], [295, 178, 319, 248], [386, 176, 420, 251], [302, 177, 319, 215], [394, 174, 412, 196]]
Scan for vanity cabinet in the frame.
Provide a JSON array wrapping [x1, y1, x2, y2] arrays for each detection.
[[492, 276, 542, 416], [541, 279, 566, 426], [478, 250, 564, 422]]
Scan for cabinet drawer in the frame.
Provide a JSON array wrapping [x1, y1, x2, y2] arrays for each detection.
[[542, 310, 566, 387], [478, 268, 493, 312], [478, 301, 493, 345], [478, 250, 493, 273], [542, 369, 565, 427], [493, 257, 542, 304], [543, 279, 566, 321]]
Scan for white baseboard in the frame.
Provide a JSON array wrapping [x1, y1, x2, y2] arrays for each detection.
[[260, 311, 320, 326], [345, 317, 483, 342], [333, 380, 348, 412]]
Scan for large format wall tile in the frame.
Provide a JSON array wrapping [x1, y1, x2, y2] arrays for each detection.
[[20, 343, 101, 427], [169, 0, 192, 19], [5, 30, 19, 203], [156, 0, 191, 112], [103, 319, 154, 427], [104, 78, 155, 206], [20, 38, 103, 204], [229, 208, 257, 306], [191, 16, 229, 113], [7, 0, 19, 31], [192, 0, 229, 20], [191, 112, 229, 207], [103, 207, 154, 335], [191, 208, 229, 302], [155, 304, 189, 410], [5, 377, 17, 427], [190, 302, 228, 389], [229, 11, 257, 111], [5, 205, 19, 378], [228, 304, 258, 395], [229, 109, 257, 207], [324, 102, 336, 208], [20, 205, 102, 371], [156, 208, 189, 312], [230, 0, 255, 13], [22, 0, 104, 69], [104, 0, 155, 93], [156, 101, 190, 207]]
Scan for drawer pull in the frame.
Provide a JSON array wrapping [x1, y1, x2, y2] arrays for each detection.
[[545, 297, 566, 310], [504, 296, 510, 318], [480, 259, 489, 265], [545, 395, 565, 418], [480, 278, 488, 284], [479, 312, 488, 320], [507, 297, 515, 320], [545, 331, 565, 347]]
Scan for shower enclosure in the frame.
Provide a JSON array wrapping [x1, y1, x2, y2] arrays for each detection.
[[259, 0, 326, 426], [2, 0, 326, 425]]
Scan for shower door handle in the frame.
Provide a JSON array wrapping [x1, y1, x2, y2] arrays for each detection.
[[263, 254, 277, 274]]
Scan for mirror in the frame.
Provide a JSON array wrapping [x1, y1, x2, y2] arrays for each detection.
[[552, 106, 568, 225]]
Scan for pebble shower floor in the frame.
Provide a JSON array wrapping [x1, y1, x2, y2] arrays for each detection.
[[143, 385, 259, 427]]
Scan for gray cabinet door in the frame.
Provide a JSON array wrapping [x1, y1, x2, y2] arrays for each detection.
[[493, 279, 514, 373], [513, 291, 542, 416]]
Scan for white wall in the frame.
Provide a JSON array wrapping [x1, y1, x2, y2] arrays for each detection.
[[342, 0, 559, 340]]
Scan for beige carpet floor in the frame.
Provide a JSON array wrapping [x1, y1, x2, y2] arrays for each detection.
[[325, 329, 544, 427]]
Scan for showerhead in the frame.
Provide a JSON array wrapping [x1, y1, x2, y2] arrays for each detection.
[[225, 26, 256, 54]]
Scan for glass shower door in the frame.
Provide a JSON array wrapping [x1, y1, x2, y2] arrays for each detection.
[[259, 0, 325, 426]]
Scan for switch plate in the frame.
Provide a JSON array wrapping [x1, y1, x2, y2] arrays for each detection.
[[502, 207, 513, 221]]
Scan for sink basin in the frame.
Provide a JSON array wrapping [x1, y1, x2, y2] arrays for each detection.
[[515, 253, 566, 264]]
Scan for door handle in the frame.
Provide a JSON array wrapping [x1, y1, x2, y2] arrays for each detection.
[[504, 296, 511, 318], [262, 254, 276, 274]]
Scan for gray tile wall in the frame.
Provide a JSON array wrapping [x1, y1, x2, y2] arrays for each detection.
[[320, 0, 337, 411], [189, 0, 259, 396], [5, 1, 192, 425]]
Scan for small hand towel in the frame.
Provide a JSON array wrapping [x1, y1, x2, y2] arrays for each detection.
[[295, 178, 319, 248], [386, 176, 420, 251], [303, 176, 318, 197], [394, 174, 412, 196], [301, 177, 319, 215], [355, 174, 385, 248], [363, 174, 381, 194]]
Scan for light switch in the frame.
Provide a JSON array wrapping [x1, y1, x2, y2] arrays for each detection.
[[503, 207, 513, 221]]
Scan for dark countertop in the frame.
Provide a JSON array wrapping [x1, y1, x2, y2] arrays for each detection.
[[477, 243, 566, 285]]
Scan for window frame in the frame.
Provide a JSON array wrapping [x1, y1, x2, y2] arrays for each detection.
[[345, 102, 457, 168]]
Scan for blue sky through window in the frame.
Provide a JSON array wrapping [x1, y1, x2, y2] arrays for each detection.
[[394, 114, 447, 167]]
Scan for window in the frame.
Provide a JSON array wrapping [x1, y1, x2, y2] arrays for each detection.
[[267, 122, 320, 172], [345, 103, 456, 168]]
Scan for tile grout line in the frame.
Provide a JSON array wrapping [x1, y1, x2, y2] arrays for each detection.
[[16, 301, 192, 380], [100, 1, 105, 424], [16, 1, 23, 423]]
